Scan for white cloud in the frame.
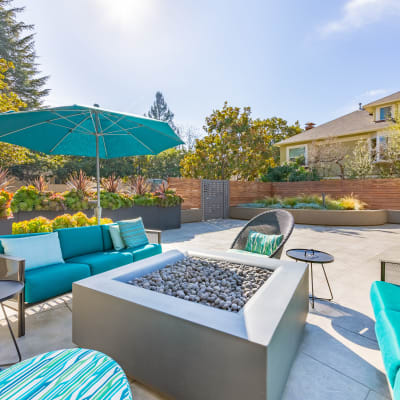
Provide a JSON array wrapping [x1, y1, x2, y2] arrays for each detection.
[[362, 88, 391, 98], [320, 0, 400, 36]]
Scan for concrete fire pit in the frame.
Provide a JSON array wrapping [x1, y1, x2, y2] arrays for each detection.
[[72, 250, 308, 400]]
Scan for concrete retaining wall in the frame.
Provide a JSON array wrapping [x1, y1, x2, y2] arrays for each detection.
[[181, 208, 203, 223], [230, 207, 389, 226]]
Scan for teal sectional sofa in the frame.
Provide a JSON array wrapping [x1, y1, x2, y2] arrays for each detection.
[[0, 223, 161, 336], [371, 281, 400, 398]]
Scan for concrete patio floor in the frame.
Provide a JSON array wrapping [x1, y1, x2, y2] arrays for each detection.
[[1, 219, 399, 399]]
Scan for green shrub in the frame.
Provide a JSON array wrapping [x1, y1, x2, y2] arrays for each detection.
[[63, 190, 91, 211], [12, 216, 52, 234], [0, 190, 12, 219], [11, 186, 43, 212], [240, 193, 365, 210], [100, 192, 134, 210], [52, 214, 78, 230], [12, 212, 113, 234], [261, 160, 320, 182]]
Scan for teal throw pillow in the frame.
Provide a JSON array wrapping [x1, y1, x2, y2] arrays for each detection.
[[118, 218, 149, 249], [244, 231, 283, 256], [109, 224, 125, 250]]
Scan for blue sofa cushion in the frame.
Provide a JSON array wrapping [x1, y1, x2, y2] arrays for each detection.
[[393, 369, 400, 399], [371, 281, 400, 318], [57, 226, 104, 259], [25, 262, 90, 304], [121, 243, 162, 261], [375, 309, 400, 387], [100, 224, 114, 251], [67, 251, 133, 275]]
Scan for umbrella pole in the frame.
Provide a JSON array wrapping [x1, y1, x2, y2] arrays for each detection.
[[95, 134, 101, 225]]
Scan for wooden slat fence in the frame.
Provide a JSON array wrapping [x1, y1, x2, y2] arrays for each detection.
[[229, 181, 273, 206], [168, 178, 202, 210], [272, 179, 400, 210], [169, 178, 400, 210]]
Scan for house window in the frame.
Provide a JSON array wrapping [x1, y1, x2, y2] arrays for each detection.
[[288, 146, 306, 165], [371, 135, 388, 162], [379, 106, 392, 121]]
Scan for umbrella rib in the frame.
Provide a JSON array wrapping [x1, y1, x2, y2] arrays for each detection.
[[102, 114, 128, 133], [50, 110, 92, 133], [49, 114, 92, 153], [102, 119, 156, 154], [0, 112, 89, 138], [102, 136, 108, 158]]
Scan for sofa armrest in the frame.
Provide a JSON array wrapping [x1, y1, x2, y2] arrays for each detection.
[[145, 229, 162, 244], [0, 254, 25, 282]]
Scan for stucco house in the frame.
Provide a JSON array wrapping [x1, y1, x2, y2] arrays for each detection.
[[276, 91, 400, 176]]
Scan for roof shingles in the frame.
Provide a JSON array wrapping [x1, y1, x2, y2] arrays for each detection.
[[277, 109, 392, 146]]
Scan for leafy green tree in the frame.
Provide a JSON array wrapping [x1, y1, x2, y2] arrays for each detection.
[[344, 140, 373, 179], [0, 57, 31, 167], [261, 158, 320, 182], [180, 102, 301, 180], [0, 0, 49, 108]]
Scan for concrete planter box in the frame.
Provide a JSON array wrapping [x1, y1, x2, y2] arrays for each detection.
[[72, 249, 308, 400], [230, 206, 388, 226], [4, 205, 181, 233], [0, 218, 14, 235], [181, 208, 202, 223]]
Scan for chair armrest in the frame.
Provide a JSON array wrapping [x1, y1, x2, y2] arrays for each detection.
[[0, 254, 25, 282], [381, 259, 400, 284], [145, 229, 162, 244]]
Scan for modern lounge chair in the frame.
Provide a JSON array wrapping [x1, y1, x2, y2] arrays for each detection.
[[230, 209, 294, 259]]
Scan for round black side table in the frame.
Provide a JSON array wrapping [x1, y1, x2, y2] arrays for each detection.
[[286, 249, 334, 308], [0, 280, 24, 364]]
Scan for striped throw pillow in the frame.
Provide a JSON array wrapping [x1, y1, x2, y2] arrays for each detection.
[[118, 218, 149, 249], [245, 231, 283, 256]]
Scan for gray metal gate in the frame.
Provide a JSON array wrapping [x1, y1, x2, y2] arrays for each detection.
[[201, 180, 229, 220]]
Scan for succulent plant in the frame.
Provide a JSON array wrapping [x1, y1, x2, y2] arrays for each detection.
[[0, 168, 15, 191], [32, 175, 49, 193], [66, 170, 95, 196], [101, 173, 122, 193], [126, 175, 151, 195]]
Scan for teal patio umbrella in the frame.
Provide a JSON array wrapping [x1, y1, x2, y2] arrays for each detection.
[[0, 104, 184, 221]]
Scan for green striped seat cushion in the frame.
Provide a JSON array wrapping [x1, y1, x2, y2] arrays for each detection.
[[118, 218, 149, 248], [0, 348, 132, 399], [245, 231, 283, 256]]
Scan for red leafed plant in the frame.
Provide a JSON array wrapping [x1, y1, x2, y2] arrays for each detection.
[[0, 167, 15, 191], [101, 173, 122, 193], [32, 175, 49, 193], [126, 175, 151, 195], [66, 170, 95, 195]]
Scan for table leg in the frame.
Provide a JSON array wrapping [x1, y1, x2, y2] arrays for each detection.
[[321, 263, 333, 301], [1, 302, 22, 365], [310, 263, 315, 308]]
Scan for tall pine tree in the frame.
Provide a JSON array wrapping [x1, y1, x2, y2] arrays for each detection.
[[146, 91, 177, 132], [0, 0, 49, 108]]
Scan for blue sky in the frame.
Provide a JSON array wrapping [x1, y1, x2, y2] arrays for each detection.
[[15, 0, 400, 134]]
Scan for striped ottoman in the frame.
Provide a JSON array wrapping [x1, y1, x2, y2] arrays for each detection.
[[0, 348, 133, 399]]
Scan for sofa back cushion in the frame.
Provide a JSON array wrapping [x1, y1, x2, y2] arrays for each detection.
[[100, 224, 114, 251], [57, 225, 103, 259], [0, 232, 64, 270]]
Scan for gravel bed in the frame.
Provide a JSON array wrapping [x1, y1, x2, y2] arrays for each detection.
[[128, 256, 272, 313]]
